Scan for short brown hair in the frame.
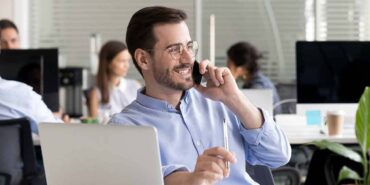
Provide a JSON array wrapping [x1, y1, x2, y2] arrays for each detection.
[[125, 6, 187, 76]]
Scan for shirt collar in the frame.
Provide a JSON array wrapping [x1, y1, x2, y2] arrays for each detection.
[[136, 87, 191, 112]]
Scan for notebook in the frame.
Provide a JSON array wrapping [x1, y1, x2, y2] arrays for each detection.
[[39, 123, 164, 185], [241, 89, 273, 115]]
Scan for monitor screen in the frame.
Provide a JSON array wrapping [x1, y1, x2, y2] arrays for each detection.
[[0, 49, 59, 112], [296, 41, 370, 104]]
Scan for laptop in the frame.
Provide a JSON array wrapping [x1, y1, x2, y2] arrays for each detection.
[[39, 123, 164, 185], [241, 89, 273, 115]]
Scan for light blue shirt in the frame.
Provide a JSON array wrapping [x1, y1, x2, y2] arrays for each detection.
[[0, 77, 61, 134], [110, 88, 291, 185]]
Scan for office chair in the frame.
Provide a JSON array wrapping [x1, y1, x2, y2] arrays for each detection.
[[83, 88, 94, 116], [0, 173, 10, 185], [305, 149, 362, 185], [272, 166, 301, 185], [273, 98, 297, 114], [0, 118, 46, 185], [246, 163, 275, 185]]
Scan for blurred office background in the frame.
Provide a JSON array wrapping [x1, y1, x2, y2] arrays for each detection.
[[2, 0, 370, 85], [2, 0, 370, 184]]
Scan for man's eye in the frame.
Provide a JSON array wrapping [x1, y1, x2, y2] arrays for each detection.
[[169, 46, 181, 53]]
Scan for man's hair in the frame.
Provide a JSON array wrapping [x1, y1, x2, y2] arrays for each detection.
[[227, 41, 262, 76], [0, 19, 18, 33], [126, 6, 187, 76]]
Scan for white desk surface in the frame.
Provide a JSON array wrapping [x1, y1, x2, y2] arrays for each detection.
[[33, 116, 357, 146], [276, 114, 357, 145], [285, 128, 356, 144]]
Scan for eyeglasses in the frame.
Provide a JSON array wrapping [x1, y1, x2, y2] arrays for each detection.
[[147, 41, 199, 60]]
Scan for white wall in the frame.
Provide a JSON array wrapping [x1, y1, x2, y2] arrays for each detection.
[[0, 0, 29, 48], [0, 0, 13, 19]]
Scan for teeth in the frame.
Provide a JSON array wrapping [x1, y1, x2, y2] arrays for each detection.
[[178, 68, 189, 74]]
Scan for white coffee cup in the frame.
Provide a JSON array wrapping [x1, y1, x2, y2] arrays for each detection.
[[326, 110, 345, 136]]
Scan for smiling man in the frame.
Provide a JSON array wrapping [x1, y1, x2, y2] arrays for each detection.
[[109, 6, 291, 185], [0, 19, 20, 49]]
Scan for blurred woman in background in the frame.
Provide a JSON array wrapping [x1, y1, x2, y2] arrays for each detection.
[[88, 41, 141, 123]]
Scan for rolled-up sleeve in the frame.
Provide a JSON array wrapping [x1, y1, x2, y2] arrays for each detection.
[[239, 109, 291, 168], [162, 164, 189, 177]]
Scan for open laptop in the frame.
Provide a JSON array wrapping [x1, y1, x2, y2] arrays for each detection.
[[241, 89, 273, 115], [39, 123, 164, 185]]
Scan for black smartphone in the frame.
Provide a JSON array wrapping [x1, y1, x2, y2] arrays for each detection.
[[192, 60, 202, 84]]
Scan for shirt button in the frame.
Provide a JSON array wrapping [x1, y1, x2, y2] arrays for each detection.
[[196, 141, 201, 146]]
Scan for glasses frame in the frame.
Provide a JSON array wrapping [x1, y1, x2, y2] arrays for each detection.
[[146, 40, 199, 60]]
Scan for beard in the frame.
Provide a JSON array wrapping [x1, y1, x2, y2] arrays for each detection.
[[153, 63, 194, 90]]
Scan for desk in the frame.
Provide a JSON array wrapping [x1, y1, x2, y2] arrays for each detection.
[[33, 119, 84, 146], [33, 117, 357, 145], [286, 128, 356, 144], [276, 114, 357, 145]]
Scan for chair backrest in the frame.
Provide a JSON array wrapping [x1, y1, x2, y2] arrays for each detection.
[[304, 149, 362, 185], [0, 172, 10, 185], [246, 163, 275, 185], [83, 88, 94, 116], [272, 166, 301, 185], [0, 118, 39, 185]]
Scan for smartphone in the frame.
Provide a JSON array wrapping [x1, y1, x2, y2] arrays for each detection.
[[192, 60, 202, 84]]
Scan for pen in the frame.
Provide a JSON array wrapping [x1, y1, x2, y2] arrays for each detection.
[[223, 118, 230, 170]]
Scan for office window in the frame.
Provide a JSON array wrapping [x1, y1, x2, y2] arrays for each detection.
[[29, 0, 195, 79], [29, 0, 370, 82], [314, 0, 370, 41], [202, 0, 306, 83]]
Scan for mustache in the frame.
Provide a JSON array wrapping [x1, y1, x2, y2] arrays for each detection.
[[174, 64, 192, 70]]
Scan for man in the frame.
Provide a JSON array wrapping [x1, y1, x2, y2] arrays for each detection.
[[0, 19, 64, 133], [0, 19, 20, 49], [109, 6, 291, 185], [0, 77, 61, 134]]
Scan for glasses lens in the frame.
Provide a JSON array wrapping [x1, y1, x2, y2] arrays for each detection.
[[190, 41, 198, 57], [168, 45, 182, 59], [168, 41, 199, 60]]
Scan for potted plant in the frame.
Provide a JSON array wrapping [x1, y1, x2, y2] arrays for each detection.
[[310, 87, 370, 184]]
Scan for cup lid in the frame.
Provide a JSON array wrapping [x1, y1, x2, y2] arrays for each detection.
[[327, 110, 346, 116]]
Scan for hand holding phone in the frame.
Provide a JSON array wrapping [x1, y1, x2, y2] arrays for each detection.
[[192, 60, 202, 84]]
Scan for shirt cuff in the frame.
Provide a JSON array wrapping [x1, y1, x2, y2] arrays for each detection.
[[162, 164, 190, 177], [239, 108, 275, 146]]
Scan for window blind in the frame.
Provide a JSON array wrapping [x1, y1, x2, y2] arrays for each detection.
[[202, 0, 306, 83], [315, 0, 370, 41], [29, 0, 370, 83], [29, 0, 195, 79]]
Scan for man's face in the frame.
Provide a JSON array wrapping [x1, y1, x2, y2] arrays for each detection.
[[0, 28, 20, 49], [148, 21, 195, 91]]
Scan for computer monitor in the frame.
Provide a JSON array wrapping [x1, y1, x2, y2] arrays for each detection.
[[296, 41, 370, 123], [0, 49, 59, 112]]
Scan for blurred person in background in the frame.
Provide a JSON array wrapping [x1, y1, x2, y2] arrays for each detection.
[[0, 19, 20, 49], [88, 40, 141, 123], [0, 18, 69, 123], [227, 41, 281, 113]]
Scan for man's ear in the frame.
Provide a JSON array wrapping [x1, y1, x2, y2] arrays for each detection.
[[134, 48, 150, 70]]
